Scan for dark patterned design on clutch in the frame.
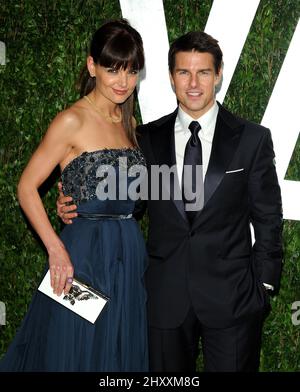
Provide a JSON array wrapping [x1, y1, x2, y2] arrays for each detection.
[[38, 270, 109, 323]]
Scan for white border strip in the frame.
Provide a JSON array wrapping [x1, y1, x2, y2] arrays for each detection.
[[0, 41, 6, 65]]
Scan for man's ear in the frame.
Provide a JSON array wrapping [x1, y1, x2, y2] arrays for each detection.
[[215, 65, 223, 86], [169, 71, 175, 91], [87, 56, 96, 77]]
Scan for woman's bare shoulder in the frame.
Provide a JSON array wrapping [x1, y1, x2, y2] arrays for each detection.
[[44, 100, 88, 143], [52, 101, 86, 130]]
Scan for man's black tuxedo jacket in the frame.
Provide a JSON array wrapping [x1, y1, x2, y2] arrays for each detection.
[[135, 103, 283, 329]]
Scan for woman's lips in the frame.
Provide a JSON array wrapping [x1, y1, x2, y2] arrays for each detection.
[[112, 88, 128, 95]]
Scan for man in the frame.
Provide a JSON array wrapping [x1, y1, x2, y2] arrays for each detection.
[[58, 31, 283, 371]]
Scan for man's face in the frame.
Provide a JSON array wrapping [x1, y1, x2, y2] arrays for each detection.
[[170, 51, 222, 119]]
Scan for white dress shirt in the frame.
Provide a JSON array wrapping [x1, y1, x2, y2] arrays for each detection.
[[174, 101, 219, 187]]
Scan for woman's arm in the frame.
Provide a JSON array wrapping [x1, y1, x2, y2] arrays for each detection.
[[17, 109, 80, 296]]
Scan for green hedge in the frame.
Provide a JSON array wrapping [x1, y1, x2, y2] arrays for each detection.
[[0, 0, 299, 371]]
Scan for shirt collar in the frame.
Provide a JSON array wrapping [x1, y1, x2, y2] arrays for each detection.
[[177, 101, 219, 141]]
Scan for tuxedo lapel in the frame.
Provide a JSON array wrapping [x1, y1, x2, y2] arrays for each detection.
[[149, 109, 188, 223], [203, 104, 244, 207]]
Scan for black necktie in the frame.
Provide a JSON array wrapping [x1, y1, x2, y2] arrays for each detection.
[[182, 121, 203, 223]]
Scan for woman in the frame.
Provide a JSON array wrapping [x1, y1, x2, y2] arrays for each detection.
[[0, 19, 148, 372]]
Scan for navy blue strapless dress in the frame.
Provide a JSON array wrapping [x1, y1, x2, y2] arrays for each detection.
[[0, 148, 149, 372]]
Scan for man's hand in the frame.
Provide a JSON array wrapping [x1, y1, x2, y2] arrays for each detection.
[[57, 182, 78, 224]]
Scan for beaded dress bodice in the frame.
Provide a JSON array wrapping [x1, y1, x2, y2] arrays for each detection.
[[61, 148, 146, 214]]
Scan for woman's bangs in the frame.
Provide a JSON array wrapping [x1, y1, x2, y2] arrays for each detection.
[[99, 37, 142, 71]]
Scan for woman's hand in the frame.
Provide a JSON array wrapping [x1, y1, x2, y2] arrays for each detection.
[[57, 182, 78, 224], [48, 242, 74, 296]]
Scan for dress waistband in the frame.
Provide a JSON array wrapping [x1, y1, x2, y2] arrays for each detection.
[[77, 212, 133, 220]]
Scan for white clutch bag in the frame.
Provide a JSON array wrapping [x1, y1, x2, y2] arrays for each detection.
[[38, 270, 109, 324]]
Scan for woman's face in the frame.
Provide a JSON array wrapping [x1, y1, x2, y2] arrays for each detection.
[[88, 57, 139, 105]]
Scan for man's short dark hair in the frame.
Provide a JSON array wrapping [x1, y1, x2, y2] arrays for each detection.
[[168, 31, 223, 74]]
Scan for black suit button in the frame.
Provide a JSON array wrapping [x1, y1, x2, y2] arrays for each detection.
[[190, 230, 196, 237]]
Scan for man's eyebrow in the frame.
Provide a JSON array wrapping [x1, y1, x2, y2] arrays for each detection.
[[175, 67, 213, 72]]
